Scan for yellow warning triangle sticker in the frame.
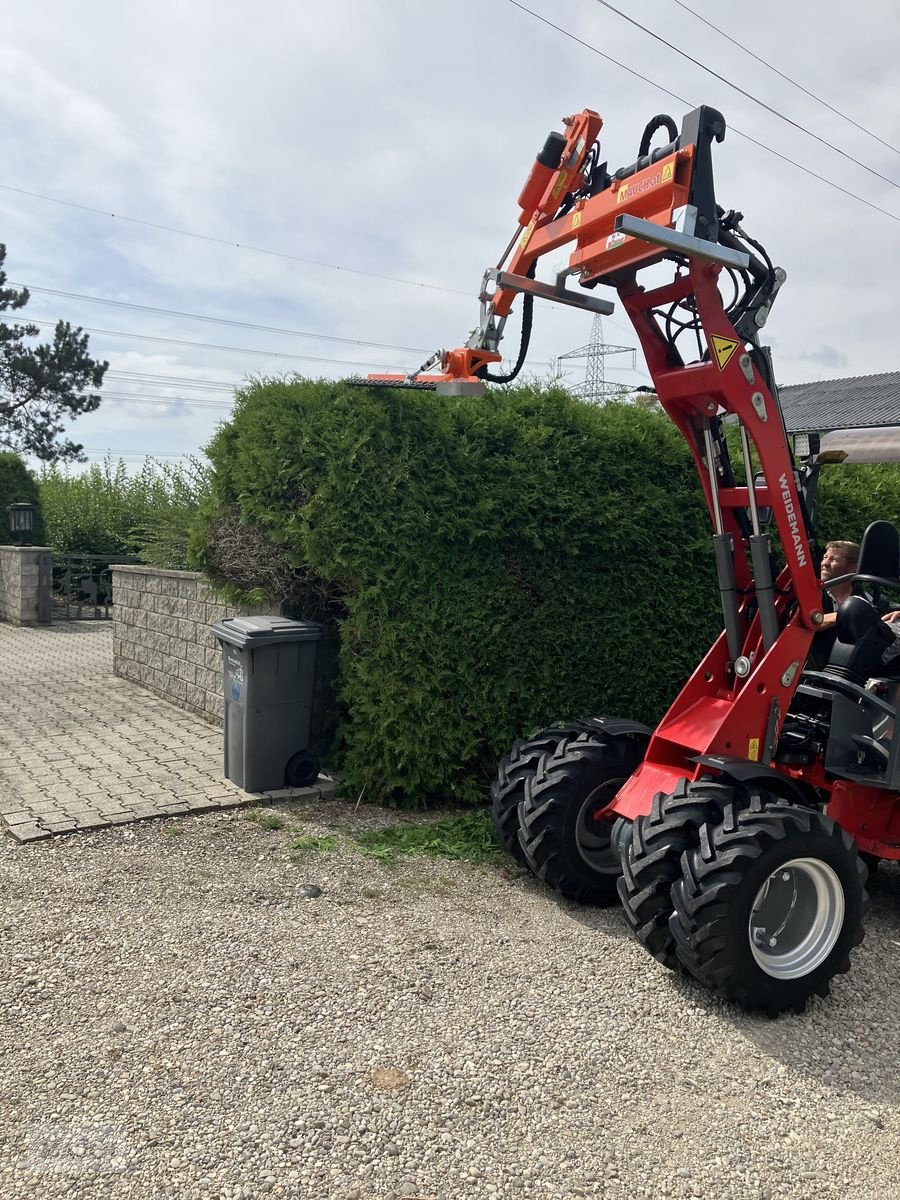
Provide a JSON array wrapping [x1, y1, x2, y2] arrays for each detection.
[[661, 162, 673, 182], [710, 334, 740, 370]]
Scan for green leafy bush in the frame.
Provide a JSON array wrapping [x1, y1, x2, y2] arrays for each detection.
[[815, 463, 900, 547], [38, 455, 209, 565], [0, 452, 45, 545], [194, 377, 721, 805]]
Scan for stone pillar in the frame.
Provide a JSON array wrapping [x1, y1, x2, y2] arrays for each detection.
[[0, 546, 54, 625]]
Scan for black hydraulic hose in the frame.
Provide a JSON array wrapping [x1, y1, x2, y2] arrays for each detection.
[[638, 114, 678, 158], [479, 262, 536, 385]]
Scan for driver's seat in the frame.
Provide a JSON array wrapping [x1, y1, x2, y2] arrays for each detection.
[[824, 595, 896, 684], [857, 520, 900, 612]]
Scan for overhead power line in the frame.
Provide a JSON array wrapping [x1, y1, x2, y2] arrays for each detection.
[[0, 315, 588, 376], [9, 282, 429, 354], [107, 370, 236, 392], [79, 447, 191, 460], [593, 0, 900, 191], [100, 391, 232, 409], [670, 0, 900, 158], [507, 1, 900, 228], [0, 314, 416, 369], [0, 186, 473, 298]]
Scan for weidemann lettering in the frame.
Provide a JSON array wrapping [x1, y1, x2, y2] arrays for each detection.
[[779, 472, 807, 568]]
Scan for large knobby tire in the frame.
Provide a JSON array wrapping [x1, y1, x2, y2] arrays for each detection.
[[519, 730, 647, 904], [490, 720, 610, 864], [669, 793, 869, 1015], [618, 777, 734, 969]]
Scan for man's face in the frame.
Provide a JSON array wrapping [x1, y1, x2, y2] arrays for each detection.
[[821, 547, 852, 582]]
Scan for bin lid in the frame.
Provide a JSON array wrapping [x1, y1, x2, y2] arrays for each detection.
[[211, 615, 325, 648]]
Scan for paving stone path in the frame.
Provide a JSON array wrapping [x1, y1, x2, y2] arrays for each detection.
[[0, 622, 333, 842]]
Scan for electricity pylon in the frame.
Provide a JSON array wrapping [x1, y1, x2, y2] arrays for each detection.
[[556, 316, 635, 403]]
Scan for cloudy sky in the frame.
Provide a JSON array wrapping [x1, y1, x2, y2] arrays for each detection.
[[2, 0, 898, 468]]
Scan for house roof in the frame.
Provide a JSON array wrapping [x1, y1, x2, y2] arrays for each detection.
[[778, 372, 900, 434]]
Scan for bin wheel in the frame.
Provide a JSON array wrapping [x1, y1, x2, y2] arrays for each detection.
[[285, 751, 320, 788]]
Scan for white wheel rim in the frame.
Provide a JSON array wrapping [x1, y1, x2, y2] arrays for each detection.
[[748, 857, 845, 980]]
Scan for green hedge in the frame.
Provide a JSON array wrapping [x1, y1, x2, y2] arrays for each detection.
[[38, 456, 208, 564], [815, 463, 900, 548], [193, 379, 721, 805], [0, 452, 45, 545]]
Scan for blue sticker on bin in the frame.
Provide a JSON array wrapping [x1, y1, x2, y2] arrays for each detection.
[[231, 683, 241, 700]]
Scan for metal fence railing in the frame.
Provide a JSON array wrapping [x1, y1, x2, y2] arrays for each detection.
[[52, 554, 141, 621]]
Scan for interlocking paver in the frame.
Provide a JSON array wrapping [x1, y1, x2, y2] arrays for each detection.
[[1, 622, 335, 840]]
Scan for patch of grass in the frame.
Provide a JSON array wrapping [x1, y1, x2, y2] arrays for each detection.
[[163, 825, 184, 837], [290, 834, 338, 855], [245, 809, 286, 831], [354, 810, 502, 865]]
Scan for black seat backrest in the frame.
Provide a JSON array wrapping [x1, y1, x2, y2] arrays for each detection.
[[824, 595, 896, 684], [858, 520, 900, 579]]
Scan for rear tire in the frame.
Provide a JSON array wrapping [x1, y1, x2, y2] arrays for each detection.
[[490, 720, 615, 864], [669, 792, 868, 1015], [618, 778, 733, 969], [518, 728, 648, 904]]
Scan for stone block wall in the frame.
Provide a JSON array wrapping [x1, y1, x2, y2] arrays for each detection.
[[0, 546, 52, 625], [112, 566, 279, 725]]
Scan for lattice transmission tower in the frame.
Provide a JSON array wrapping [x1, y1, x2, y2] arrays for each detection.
[[556, 315, 635, 404]]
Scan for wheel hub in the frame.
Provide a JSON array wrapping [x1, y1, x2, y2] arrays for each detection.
[[574, 777, 626, 875], [748, 857, 844, 980]]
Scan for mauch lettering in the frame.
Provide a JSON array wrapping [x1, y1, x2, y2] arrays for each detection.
[[617, 172, 662, 204], [778, 472, 807, 568]]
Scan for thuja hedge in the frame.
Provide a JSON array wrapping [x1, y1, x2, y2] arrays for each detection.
[[815, 462, 900, 548], [193, 379, 724, 804]]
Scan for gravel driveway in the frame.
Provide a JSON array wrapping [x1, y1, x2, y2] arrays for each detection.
[[1, 798, 898, 1200]]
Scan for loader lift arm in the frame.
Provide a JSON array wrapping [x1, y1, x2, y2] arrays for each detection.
[[369, 103, 826, 814]]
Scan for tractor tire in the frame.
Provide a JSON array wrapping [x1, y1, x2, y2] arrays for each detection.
[[618, 777, 734, 969], [490, 720, 608, 864], [519, 729, 647, 905], [669, 790, 868, 1015]]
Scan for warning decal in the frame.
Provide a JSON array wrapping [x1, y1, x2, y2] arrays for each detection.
[[551, 169, 570, 201], [571, 211, 582, 229], [747, 737, 760, 762], [710, 334, 740, 370], [661, 162, 673, 183]]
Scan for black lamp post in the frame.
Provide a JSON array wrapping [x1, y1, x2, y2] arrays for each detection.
[[8, 501, 36, 545]]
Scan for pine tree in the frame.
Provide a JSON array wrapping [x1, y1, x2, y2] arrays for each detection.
[[0, 244, 108, 462]]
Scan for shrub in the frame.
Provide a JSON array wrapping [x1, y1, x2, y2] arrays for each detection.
[[0, 452, 45, 545], [38, 455, 209, 565], [194, 377, 720, 805]]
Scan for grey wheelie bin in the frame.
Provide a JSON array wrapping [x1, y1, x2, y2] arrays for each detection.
[[212, 616, 325, 792]]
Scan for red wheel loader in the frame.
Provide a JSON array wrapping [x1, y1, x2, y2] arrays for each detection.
[[367, 104, 900, 1015]]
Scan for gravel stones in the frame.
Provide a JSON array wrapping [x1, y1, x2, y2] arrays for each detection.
[[0, 802, 898, 1199]]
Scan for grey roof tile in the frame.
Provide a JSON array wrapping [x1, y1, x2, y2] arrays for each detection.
[[778, 372, 900, 433]]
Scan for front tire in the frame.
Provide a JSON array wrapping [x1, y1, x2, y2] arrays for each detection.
[[618, 778, 733, 969], [490, 720, 610, 864], [518, 728, 648, 904], [669, 793, 868, 1015]]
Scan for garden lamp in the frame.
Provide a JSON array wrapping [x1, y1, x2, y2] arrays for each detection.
[[8, 501, 36, 543]]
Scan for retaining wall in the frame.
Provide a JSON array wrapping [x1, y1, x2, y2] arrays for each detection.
[[111, 565, 279, 724]]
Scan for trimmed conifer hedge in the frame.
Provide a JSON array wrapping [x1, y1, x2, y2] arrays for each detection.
[[193, 378, 722, 804]]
